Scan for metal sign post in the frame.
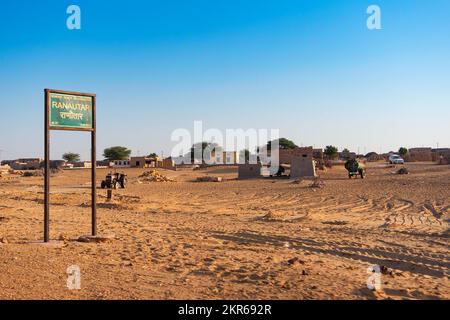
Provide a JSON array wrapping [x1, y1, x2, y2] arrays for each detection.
[[44, 89, 97, 242]]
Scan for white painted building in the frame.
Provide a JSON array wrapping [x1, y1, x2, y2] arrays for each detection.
[[112, 159, 131, 168]]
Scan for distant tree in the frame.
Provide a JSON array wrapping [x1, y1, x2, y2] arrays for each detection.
[[324, 145, 338, 159], [341, 148, 351, 160], [398, 147, 408, 157], [148, 153, 158, 158], [103, 146, 132, 161], [266, 138, 298, 150], [190, 142, 219, 163], [239, 149, 251, 164], [62, 152, 80, 163]]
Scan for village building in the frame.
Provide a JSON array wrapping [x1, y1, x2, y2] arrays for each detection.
[[289, 148, 317, 179], [73, 161, 92, 168], [279, 147, 321, 165], [365, 152, 381, 162], [408, 148, 433, 162], [96, 160, 113, 168], [172, 155, 192, 166], [431, 148, 450, 162], [313, 149, 324, 162], [269, 147, 317, 178], [130, 156, 159, 168], [156, 157, 176, 170], [50, 160, 67, 169], [224, 151, 238, 165], [130, 157, 145, 168], [207, 150, 238, 165], [238, 163, 262, 179], [112, 159, 131, 168], [1, 158, 42, 170]]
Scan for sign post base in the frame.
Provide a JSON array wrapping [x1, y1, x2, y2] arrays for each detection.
[[77, 235, 114, 244], [28, 240, 65, 248]]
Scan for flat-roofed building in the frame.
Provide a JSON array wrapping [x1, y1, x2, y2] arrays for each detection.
[[431, 148, 450, 162], [6, 158, 42, 170], [408, 148, 433, 162], [130, 157, 146, 168], [290, 148, 317, 179], [130, 156, 159, 168], [238, 163, 262, 179], [156, 158, 176, 170], [112, 159, 131, 168], [73, 161, 92, 168]]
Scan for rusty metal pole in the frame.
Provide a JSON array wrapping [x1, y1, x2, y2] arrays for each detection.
[[91, 95, 97, 236], [44, 89, 50, 242]]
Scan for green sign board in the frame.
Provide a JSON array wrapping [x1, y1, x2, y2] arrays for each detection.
[[49, 92, 94, 130]]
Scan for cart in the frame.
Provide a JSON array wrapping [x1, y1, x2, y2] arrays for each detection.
[[345, 159, 366, 179]]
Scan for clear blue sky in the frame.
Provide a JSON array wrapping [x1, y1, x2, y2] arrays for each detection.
[[1, 0, 449, 160]]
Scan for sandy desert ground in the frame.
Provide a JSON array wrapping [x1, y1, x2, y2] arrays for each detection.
[[0, 162, 449, 300]]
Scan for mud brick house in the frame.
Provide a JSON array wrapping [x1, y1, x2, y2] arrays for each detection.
[[238, 163, 262, 179], [365, 152, 384, 162], [313, 148, 324, 161], [96, 160, 113, 168], [156, 157, 176, 170], [408, 148, 433, 162], [49, 160, 67, 169], [130, 156, 159, 168], [440, 155, 450, 165], [73, 161, 92, 168], [209, 150, 238, 165], [289, 148, 317, 179], [2, 158, 42, 170], [279, 147, 315, 165], [431, 148, 450, 162], [130, 157, 146, 168]]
